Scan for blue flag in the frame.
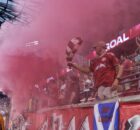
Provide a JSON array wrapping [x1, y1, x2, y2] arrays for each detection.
[[94, 101, 119, 130]]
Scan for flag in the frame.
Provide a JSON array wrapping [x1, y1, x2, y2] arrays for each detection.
[[94, 101, 119, 130]]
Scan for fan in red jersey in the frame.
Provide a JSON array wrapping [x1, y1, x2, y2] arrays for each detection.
[[68, 41, 123, 100]]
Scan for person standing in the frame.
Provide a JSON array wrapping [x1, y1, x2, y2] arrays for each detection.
[[68, 41, 123, 100]]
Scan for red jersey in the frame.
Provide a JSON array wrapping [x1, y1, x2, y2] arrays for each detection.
[[90, 52, 119, 88]]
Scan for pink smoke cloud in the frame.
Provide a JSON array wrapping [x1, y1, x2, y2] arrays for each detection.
[[0, 0, 139, 112]]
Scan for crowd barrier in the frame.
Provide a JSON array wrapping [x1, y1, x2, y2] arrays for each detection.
[[25, 95, 140, 130]]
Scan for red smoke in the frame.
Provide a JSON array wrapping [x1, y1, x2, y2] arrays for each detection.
[[0, 0, 139, 113]]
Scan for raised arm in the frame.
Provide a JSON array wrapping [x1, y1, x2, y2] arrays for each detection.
[[67, 62, 90, 73]]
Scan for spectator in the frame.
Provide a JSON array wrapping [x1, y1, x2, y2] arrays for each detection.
[[68, 41, 123, 100], [135, 36, 140, 65], [80, 74, 94, 102], [65, 70, 80, 104], [47, 78, 59, 107], [120, 55, 134, 74], [134, 49, 140, 65], [58, 78, 67, 105], [83, 74, 93, 89]]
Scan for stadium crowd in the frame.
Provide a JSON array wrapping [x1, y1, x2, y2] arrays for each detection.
[[27, 40, 140, 110]]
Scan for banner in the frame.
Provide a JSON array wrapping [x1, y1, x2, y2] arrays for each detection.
[[120, 103, 140, 130], [106, 24, 140, 50], [27, 107, 93, 130], [25, 101, 140, 130], [94, 102, 119, 130]]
